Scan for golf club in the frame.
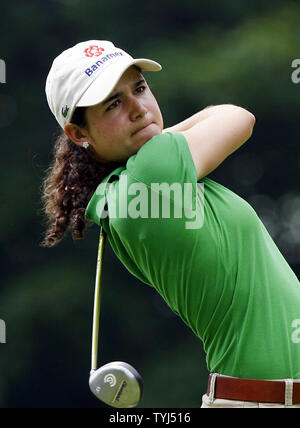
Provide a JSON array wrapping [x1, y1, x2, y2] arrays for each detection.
[[89, 227, 143, 408]]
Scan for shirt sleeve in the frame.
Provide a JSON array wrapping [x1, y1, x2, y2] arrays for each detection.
[[84, 132, 201, 289], [125, 132, 198, 187], [85, 132, 199, 227]]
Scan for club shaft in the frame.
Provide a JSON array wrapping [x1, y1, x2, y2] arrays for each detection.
[[91, 227, 106, 372]]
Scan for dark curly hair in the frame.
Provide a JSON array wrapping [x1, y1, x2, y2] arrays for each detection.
[[41, 107, 122, 247]]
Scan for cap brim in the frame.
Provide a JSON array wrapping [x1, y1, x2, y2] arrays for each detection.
[[76, 58, 161, 108]]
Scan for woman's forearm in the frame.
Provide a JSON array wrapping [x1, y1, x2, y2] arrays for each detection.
[[163, 104, 251, 133]]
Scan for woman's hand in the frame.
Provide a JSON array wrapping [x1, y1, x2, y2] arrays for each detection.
[[162, 105, 217, 134]]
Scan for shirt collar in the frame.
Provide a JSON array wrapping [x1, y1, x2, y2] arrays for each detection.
[[85, 166, 125, 225]]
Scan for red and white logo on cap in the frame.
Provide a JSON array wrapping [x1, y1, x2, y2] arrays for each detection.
[[84, 45, 105, 57]]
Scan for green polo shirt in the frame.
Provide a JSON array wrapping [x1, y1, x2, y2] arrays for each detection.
[[85, 132, 300, 379]]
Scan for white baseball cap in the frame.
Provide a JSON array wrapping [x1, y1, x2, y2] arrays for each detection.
[[45, 40, 162, 129]]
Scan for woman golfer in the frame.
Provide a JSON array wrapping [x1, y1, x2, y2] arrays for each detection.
[[42, 40, 300, 408]]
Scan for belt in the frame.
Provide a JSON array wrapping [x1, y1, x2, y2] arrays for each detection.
[[207, 374, 300, 405]]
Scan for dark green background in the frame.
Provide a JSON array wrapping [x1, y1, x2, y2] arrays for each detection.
[[0, 0, 299, 408]]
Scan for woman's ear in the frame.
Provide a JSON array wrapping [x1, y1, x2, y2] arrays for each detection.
[[64, 123, 89, 148]]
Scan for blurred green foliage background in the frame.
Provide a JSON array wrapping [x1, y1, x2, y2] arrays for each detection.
[[0, 0, 299, 408]]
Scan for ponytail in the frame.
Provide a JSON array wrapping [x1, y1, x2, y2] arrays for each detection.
[[41, 109, 120, 247]]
